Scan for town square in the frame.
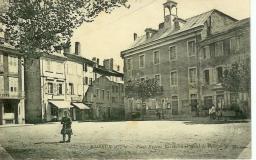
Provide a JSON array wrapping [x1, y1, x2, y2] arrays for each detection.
[[0, 0, 252, 159]]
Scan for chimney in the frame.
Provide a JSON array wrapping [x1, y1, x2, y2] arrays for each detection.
[[92, 57, 97, 62], [103, 58, 113, 70], [75, 42, 81, 55], [96, 58, 99, 66], [133, 33, 137, 41]]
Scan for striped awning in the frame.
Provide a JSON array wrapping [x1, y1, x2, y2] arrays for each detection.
[[72, 103, 90, 110], [49, 101, 73, 109]]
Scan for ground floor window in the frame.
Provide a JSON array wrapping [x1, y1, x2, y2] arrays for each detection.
[[4, 102, 14, 113], [51, 106, 58, 116], [204, 96, 213, 109]]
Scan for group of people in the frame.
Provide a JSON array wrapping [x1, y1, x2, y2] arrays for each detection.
[[209, 104, 223, 120]]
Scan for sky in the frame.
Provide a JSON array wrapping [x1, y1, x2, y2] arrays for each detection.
[[71, 0, 250, 71]]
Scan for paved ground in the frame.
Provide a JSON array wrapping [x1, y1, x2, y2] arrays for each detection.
[[0, 121, 251, 159]]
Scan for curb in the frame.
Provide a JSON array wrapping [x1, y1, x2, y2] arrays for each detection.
[[0, 124, 34, 128]]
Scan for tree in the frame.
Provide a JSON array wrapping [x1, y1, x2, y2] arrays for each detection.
[[0, 0, 129, 59], [125, 78, 163, 101], [125, 78, 163, 119], [223, 60, 250, 93]]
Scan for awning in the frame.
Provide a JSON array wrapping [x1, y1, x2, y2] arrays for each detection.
[[72, 103, 90, 110], [49, 101, 73, 109]]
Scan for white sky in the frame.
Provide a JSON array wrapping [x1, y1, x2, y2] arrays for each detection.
[[71, 0, 250, 69]]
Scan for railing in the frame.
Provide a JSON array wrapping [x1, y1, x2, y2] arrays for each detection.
[[0, 90, 25, 99]]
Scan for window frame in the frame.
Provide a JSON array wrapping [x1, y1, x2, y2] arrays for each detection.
[[139, 54, 145, 68], [126, 58, 132, 71], [169, 45, 177, 61], [153, 50, 160, 65], [187, 39, 196, 57], [188, 67, 197, 84], [170, 70, 178, 87]]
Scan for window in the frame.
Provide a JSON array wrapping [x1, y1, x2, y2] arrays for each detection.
[[9, 77, 18, 93], [155, 74, 161, 85], [84, 77, 88, 85], [187, 40, 196, 56], [203, 69, 210, 85], [89, 78, 93, 85], [202, 47, 207, 59], [171, 96, 178, 115], [48, 83, 53, 94], [127, 58, 132, 70], [188, 68, 197, 83], [139, 55, 145, 68], [8, 56, 18, 73], [0, 76, 4, 92], [0, 54, 3, 73], [153, 50, 160, 64], [112, 86, 115, 93], [46, 60, 51, 72], [215, 41, 223, 56], [216, 67, 223, 83], [209, 43, 215, 57], [101, 90, 105, 100], [57, 83, 63, 95], [107, 91, 110, 100], [223, 39, 231, 55], [68, 83, 74, 95], [169, 46, 177, 60], [170, 71, 177, 86], [83, 64, 87, 72], [96, 89, 100, 99]]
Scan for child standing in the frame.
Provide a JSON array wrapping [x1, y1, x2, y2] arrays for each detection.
[[60, 111, 73, 143]]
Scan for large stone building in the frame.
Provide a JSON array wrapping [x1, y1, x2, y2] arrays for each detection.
[[84, 60, 124, 121], [121, 0, 250, 120], [198, 18, 250, 116], [0, 44, 25, 125], [0, 12, 25, 125], [24, 42, 124, 123]]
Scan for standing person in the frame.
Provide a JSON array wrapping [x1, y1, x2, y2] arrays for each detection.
[[60, 111, 73, 143], [209, 104, 216, 120]]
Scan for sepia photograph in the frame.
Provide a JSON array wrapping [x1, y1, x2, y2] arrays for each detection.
[[0, 0, 253, 159]]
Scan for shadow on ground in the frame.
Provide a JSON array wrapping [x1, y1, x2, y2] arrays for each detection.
[[184, 120, 250, 125]]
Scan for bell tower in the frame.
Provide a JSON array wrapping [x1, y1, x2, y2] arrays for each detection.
[[163, 0, 178, 29]]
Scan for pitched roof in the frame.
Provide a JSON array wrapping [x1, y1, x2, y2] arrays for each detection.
[[127, 9, 237, 50], [211, 18, 250, 35]]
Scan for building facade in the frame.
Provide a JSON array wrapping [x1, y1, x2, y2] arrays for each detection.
[[24, 42, 124, 123], [198, 18, 250, 117], [0, 45, 25, 125], [84, 75, 124, 121], [121, 0, 250, 120]]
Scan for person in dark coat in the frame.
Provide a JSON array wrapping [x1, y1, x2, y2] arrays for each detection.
[[60, 111, 73, 143]]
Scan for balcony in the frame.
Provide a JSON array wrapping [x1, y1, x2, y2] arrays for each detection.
[[0, 90, 25, 99]]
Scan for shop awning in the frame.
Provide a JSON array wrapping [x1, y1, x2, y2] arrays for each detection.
[[49, 101, 73, 109], [72, 103, 90, 110]]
